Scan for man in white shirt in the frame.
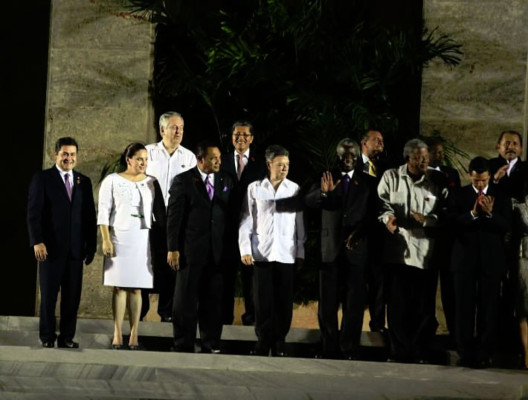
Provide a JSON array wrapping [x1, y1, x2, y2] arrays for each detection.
[[141, 111, 197, 322], [239, 145, 306, 357]]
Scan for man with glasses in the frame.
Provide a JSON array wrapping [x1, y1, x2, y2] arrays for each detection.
[[220, 121, 266, 325]]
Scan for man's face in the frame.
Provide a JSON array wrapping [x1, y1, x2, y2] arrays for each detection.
[[267, 155, 289, 182], [161, 116, 184, 148], [232, 125, 254, 154], [127, 149, 148, 175], [429, 143, 445, 168], [198, 147, 221, 174], [497, 133, 522, 162], [361, 130, 384, 158], [406, 147, 429, 175], [338, 145, 359, 173], [469, 170, 490, 192], [55, 145, 77, 171]]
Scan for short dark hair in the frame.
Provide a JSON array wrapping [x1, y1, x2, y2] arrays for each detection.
[[195, 140, 220, 159], [55, 137, 79, 153], [119, 142, 146, 169], [468, 156, 490, 174], [231, 120, 254, 135], [497, 130, 522, 146]]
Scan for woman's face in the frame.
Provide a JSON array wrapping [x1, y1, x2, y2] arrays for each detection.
[[127, 149, 148, 174]]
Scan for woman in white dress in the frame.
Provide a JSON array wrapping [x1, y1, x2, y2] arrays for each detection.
[[98, 142, 165, 350]]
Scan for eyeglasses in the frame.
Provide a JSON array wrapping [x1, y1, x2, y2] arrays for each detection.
[[233, 133, 252, 138]]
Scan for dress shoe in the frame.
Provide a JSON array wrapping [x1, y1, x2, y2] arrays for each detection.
[[201, 347, 221, 354], [343, 352, 361, 361], [41, 341, 55, 348], [456, 358, 472, 368], [111, 344, 125, 350], [128, 344, 140, 351], [160, 316, 173, 323], [57, 339, 79, 349], [241, 313, 255, 326]]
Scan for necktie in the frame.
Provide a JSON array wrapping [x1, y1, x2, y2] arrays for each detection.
[[368, 160, 377, 177], [342, 174, 350, 196], [205, 175, 214, 200], [237, 154, 246, 180], [64, 173, 72, 200]]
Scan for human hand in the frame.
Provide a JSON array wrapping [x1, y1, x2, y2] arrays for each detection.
[[411, 210, 425, 225], [167, 250, 180, 270], [33, 243, 47, 262], [241, 254, 254, 266], [494, 164, 508, 182], [386, 215, 398, 234], [345, 231, 360, 250], [478, 194, 494, 215], [321, 171, 336, 193], [102, 239, 114, 258]]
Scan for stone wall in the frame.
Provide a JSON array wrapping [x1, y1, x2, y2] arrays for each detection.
[[44, 0, 155, 318], [421, 0, 528, 184]]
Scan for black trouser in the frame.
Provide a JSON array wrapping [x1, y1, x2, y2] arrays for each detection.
[[253, 261, 294, 354], [318, 248, 367, 358], [386, 264, 438, 361], [39, 257, 83, 343], [453, 267, 501, 362], [172, 254, 223, 352]]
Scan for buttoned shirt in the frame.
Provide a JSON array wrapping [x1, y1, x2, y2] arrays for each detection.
[[145, 141, 196, 206], [239, 177, 306, 263], [378, 164, 446, 269]]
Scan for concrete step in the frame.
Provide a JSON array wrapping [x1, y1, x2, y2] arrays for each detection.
[[0, 343, 527, 400]]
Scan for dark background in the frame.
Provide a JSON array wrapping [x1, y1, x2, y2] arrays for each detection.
[[0, 0, 422, 316]]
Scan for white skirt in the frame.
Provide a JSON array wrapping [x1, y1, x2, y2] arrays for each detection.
[[103, 218, 153, 288]]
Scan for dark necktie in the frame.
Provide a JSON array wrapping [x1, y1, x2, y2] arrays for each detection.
[[64, 173, 72, 200], [342, 174, 350, 195], [205, 175, 214, 200]]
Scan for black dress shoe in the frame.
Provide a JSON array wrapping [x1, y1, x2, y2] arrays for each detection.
[[128, 344, 140, 351], [57, 340, 79, 349], [160, 316, 173, 322], [41, 341, 55, 348], [201, 347, 221, 354], [111, 344, 125, 350]]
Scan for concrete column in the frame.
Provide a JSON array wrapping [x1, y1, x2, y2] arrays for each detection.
[[43, 0, 155, 318], [421, 0, 528, 180]]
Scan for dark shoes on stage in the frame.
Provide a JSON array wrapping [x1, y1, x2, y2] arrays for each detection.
[[42, 339, 79, 348], [160, 316, 173, 323]]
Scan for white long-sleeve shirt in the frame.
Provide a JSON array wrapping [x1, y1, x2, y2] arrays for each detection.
[[239, 177, 305, 263], [145, 141, 196, 206]]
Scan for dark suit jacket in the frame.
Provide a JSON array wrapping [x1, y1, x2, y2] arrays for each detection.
[[489, 155, 527, 202], [305, 170, 379, 263], [448, 184, 511, 275], [27, 166, 97, 261], [437, 165, 461, 189], [356, 155, 389, 181], [167, 167, 234, 266]]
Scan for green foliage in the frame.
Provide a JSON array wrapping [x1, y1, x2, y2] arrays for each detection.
[[125, 0, 463, 303]]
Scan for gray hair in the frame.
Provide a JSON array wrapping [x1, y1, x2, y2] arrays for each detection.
[[336, 138, 359, 157], [265, 144, 289, 162], [403, 138, 428, 161], [159, 111, 183, 129]]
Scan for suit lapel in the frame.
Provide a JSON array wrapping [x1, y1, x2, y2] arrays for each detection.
[[193, 168, 210, 200]]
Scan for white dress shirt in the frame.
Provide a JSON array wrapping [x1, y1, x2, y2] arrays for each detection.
[[239, 177, 306, 263], [145, 141, 196, 206]]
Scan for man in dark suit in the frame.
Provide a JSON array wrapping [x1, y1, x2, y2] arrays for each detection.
[[27, 136, 97, 349], [488, 130, 526, 343], [305, 138, 378, 359], [220, 120, 266, 326], [448, 156, 511, 368], [356, 129, 388, 334], [426, 137, 461, 340], [166, 141, 234, 353]]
